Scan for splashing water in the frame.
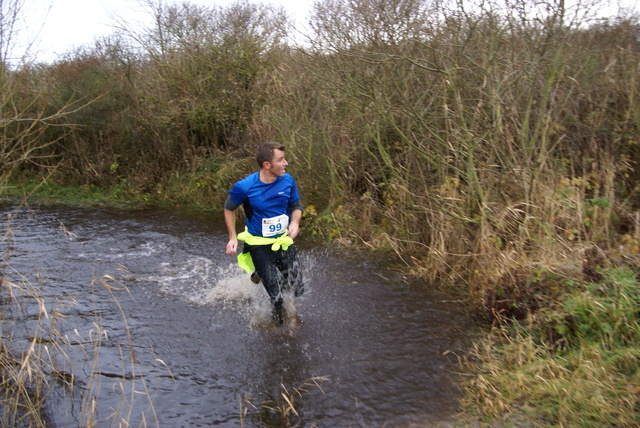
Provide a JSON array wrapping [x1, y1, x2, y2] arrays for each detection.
[[208, 264, 305, 329], [1, 204, 474, 427], [206, 264, 260, 303]]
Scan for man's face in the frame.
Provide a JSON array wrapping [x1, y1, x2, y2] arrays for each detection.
[[264, 148, 288, 178]]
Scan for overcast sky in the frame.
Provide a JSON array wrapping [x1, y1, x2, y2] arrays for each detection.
[[19, 0, 313, 63], [17, 0, 639, 64]]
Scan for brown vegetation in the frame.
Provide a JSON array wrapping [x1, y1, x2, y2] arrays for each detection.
[[4, 0, 639, 329], [1, 0, 639, 425]]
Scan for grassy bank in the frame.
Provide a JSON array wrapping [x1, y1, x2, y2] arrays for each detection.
[[2, 179, 147, 207], [461, 266, 640, 426]]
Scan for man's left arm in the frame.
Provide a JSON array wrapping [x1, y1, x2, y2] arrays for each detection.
[[287, 178, 303, 239], [288, 208, 302, 239]]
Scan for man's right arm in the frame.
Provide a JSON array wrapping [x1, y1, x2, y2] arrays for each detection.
[[224, 195, 239, 255]]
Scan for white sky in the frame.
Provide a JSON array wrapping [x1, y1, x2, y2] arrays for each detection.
[[16, 0, 640, 64], [19, 0, 314, 63]]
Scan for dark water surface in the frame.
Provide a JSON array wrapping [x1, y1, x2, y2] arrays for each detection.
[[1, 204, 474, 427]]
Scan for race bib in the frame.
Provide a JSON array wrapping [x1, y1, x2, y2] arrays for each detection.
[[262, 214, 289, 237]]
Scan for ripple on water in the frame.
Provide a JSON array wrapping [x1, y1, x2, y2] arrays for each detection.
[[1, 204, 475, 427]]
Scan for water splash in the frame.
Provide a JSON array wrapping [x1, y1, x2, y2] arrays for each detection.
[[248, 293, 302, 330], [207, 264, 264, 303], [209, 265, 303, 329]]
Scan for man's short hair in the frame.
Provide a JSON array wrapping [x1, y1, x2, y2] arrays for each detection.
[[256, 141, 285, 168]]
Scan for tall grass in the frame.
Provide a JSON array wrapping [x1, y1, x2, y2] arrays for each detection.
[[3, 0, 639, 425], [9, 2, 637, 305], [461, 266, 640, 426], [265, 2, 640, 310]]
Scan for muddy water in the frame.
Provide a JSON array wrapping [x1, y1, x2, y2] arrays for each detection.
[[1, 204, 473, 427]]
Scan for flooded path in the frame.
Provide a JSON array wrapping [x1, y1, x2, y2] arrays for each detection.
[[1, 204, 474, 427]]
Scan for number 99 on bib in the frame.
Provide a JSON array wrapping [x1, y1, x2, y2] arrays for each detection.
[[262, 214, 289, 237]]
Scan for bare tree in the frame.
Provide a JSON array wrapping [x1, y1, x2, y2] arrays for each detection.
[[0, 0, 97, 195]]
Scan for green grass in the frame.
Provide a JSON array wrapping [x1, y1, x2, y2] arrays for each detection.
[[1, 177, 155, 209], [461, 266, 640, 427]]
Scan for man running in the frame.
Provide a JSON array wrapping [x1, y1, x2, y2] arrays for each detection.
[[224, 141, 304, 324]]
